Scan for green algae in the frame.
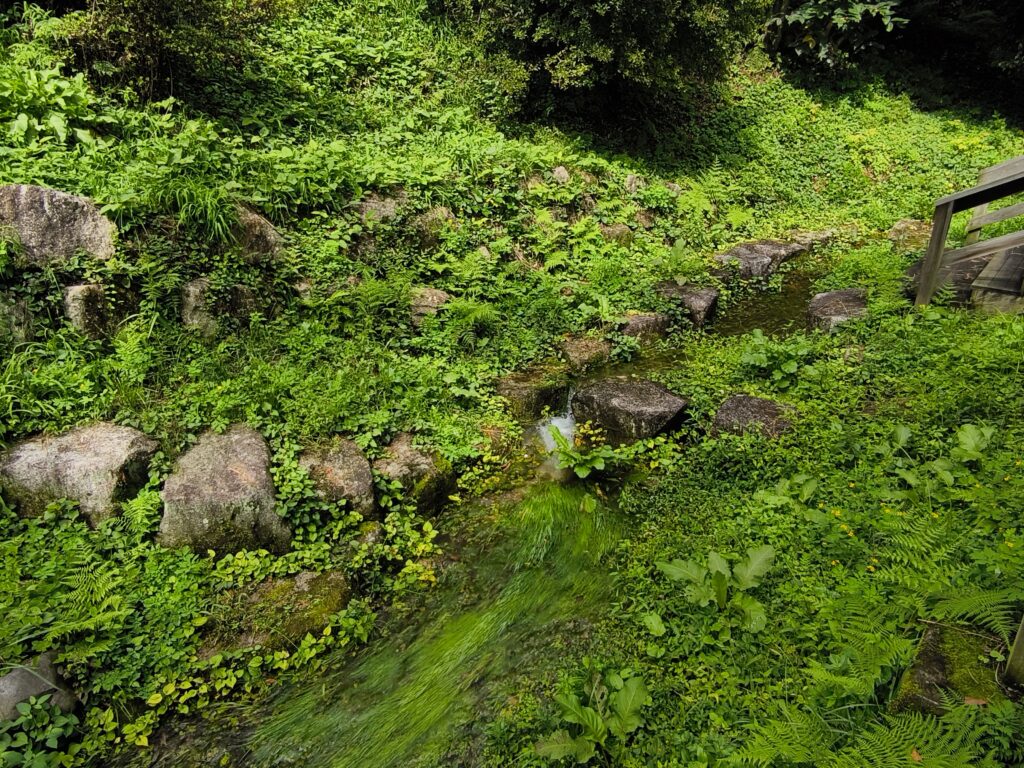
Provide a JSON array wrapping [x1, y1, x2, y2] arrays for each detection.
[[247, 484, 621, 768]]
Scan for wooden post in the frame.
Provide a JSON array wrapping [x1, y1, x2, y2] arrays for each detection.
[[916, 201, 955, 305], [1008, 614, 1024, 685]]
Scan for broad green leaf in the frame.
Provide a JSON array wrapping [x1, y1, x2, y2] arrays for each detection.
[[556, 694, 605, 742], [609, 677, 651, 735], [707, 551, 730, 579], [655, 559, 705, 584], [711, 569, 729, 610], [733, 545, 775, 590], [642, 612, 666, 637], [685, 581, 716, 607], [734, 593, 768, 633], [535, 730, 579, 760]]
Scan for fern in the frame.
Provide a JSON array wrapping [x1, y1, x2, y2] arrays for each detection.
[[933, 587, 1024, 643], [731, 704, 835, 766]]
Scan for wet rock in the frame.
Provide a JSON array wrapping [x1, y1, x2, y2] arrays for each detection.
[[299, 439, 376, 520], [714, 239, 808, 280], [656, 283, 719, 328], [891, 625, 1006, 715], [496, 367, 570, 419], [235, 206, 283, 261], [560, 335, 612, 372], [619, 312, 669, 343], [414, 206, 456, 248], [372, 433, 452, 512], [0, 293, 32, 344], [0, 653, 77, 721], [808, 289, 867, 332], [904, 255, 991, 306], [0, 422, 157, 526], [181, 278, 217, 337], [572, 377, 688, 443], [63, 284, 108, 339], [204, 571, 351, 653], [712, 395, 793, 438], [599, 223, 634, 246], [0, 184, 116, 267], [888, 219, 932, 252], [625, 174, 643, 195], [357, 191, 407, 225], [158, 425, 292, 554], [411, 286, 451, 327], [552, 166, 571, 185]]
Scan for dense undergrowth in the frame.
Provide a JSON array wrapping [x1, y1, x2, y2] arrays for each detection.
[[1, 0, 1024, 764]]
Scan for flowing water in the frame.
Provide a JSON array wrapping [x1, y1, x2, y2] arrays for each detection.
[[184, 267, 819, 767], [247, 485, 621, 767]]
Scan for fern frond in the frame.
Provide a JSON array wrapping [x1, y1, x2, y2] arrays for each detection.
[[831, 711, 993, 768], [730, 704, 835, 766], [933, 587, 1023, 643]]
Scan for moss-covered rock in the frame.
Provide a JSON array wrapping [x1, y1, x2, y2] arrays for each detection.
[[891, 625, 1006, 715], [203, 570, 351, 653], [496, 366, 570, 419]]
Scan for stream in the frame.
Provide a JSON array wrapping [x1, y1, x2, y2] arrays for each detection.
[[186, 267, 819, 767]]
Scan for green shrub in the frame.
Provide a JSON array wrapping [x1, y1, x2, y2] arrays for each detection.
[[765, 0, 905, 69], [438, 0, 770, 94], [63, 0, 293, 96]]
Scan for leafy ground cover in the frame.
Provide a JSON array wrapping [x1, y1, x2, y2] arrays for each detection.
[[1, 0, 1024, 765]]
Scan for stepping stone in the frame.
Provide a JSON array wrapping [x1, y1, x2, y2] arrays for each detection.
[[0, 184, 115, 267], [496, 368, 570, 419], [560, 335, 612, 372], [0, 653, 77, 721], [299, 439, 377, 520], [0, 423, 157, 526], [656, 283, 719, 328], [372, 433, 452, 513], [714, 239, 807, 279], [572, 377, 688, 442], [159, 425, 292, 554], [712, 395, 793, 438], [619, 312, 669, 343], [808, 289, 867, 332]]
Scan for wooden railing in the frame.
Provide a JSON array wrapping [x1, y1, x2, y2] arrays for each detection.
[[916, 156, 1024, 305]]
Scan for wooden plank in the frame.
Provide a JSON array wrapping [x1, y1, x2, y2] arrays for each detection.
[[1008, 615, 1024, 686], [972, 247, 1024, 294], [941, 229, 1024, 268], [936, 170, 1024, 214], [971, 200, 1024, 229], [979, 156, 1024, 184], [965, 202, 988, 246], [916, 201, 955, 305]]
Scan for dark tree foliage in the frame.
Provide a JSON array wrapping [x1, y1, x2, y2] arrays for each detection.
[[440, 0, 771, 94], [64, 0, 291, 97], [768, 0, 1024, 79]]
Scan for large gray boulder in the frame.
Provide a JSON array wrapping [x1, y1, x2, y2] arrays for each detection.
[[299, 439, 377, 520], [714, 239, 807, 280], [372, 433, 452, 512], [158, 425, 291, 554], [63, 284, 109, 339], [0, 423, 157, 527], [572, 378, 688, 442], [656, 283, 719, 328], [808, 289, 867, 332], [0, 653, 77, 721], [712, 395, 793, 438], [561, 335, 612, 372], [0, 185, 115, 267]]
